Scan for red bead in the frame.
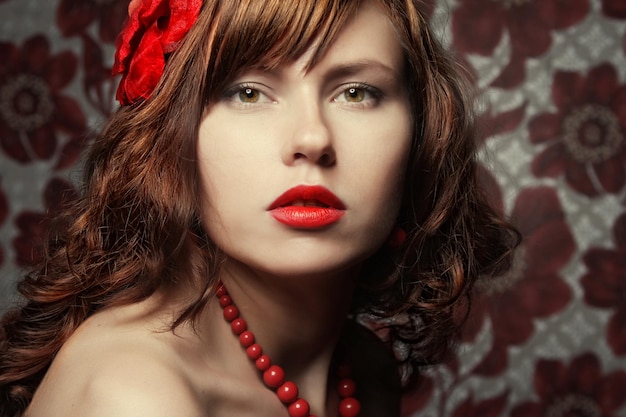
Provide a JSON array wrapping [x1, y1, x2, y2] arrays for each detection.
[[223, 305, 239, 322], [219, 295, 232, 307], [276, 381, 298, 404], [239, 330, 255, 347], [337, 378, 356, 397], [216, 284, 227, 297], [246, 343, 262, 360], [255, 355, 271, 371], [339, 397, 360, 417], [230, 318, 247, 334], [263, 365, 285, 388], [287, 398, 310, 417]]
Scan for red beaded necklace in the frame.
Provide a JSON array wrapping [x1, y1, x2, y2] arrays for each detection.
[[216, 283, 361, 417]]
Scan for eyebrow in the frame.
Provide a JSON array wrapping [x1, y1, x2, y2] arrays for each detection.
[[319, 60, 401, 81]]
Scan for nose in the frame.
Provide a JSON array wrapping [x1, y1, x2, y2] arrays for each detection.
[[282, 102, 336, 167]]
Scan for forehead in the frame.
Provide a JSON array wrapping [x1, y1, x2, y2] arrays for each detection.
[[204, 1, 379, 93], [303, 1, 403, 75]]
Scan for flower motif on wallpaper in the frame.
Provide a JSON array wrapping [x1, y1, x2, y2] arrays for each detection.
[[450, 390, 509, 417], [529, 63, 626, 197], [56, 0, 128, 43], [401, 377, 435, 417], [511, 352, 626, 417], [452, 0, 590, 88], [0, 181, 7, 268], [602, 0, 626, 19], [580, 212, 626, 356], [0, 35, 87, 166], [463, 185, 575, 375], [13, 178, 78, 267]]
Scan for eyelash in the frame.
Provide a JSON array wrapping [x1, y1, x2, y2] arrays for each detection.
[[221, 82, 384, 107], [334, 83, 383, 107], [222, 83, 270, 105]]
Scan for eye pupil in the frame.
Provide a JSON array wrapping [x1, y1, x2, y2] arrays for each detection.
[[346, 87, 364, 102], [239, 88, 259, 103]]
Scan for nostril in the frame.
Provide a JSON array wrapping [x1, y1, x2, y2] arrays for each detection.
[[318, 153, 335, 167]]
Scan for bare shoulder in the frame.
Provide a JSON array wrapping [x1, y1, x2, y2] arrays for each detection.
[[26, 307, 204, 417]]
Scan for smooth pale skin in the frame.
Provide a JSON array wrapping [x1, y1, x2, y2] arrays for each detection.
[[25, 2, 410, 416]]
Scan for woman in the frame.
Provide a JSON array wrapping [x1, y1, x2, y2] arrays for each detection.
[[0, 0, 519, 416]]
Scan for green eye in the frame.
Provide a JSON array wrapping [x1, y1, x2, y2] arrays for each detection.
[[239, 88, 260, 103], [344, 87, 365, 102]]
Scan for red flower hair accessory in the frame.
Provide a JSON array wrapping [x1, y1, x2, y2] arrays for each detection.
[[112, 0, 202, 105]]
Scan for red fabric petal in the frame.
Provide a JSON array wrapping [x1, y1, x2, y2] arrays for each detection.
[[119, 25, 165, 103], [161, 0, 203, 52], [112, 0, 202, 104]]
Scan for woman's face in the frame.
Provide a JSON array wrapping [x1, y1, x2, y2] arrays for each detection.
[[197, 1, 412, 278]]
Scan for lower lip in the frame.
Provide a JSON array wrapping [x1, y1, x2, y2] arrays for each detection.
[[270, 207, 345, 229]]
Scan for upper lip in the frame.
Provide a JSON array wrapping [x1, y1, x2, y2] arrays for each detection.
[[268, 185, 346, 210]]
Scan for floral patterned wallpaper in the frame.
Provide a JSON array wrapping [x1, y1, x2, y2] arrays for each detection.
[[0, 0, 625, 416]]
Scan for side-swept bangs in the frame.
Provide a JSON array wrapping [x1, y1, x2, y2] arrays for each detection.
[[200, 0, 362, 102]]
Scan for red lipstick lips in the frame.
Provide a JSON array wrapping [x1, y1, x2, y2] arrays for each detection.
[[268, 185, 346, 229]]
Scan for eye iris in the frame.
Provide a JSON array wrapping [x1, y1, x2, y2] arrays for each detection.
[[345, 87, 364, 102], [239, 88, 259, 103]]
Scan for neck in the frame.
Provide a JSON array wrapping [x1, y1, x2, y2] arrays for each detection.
[[198, 258, 360, 415]]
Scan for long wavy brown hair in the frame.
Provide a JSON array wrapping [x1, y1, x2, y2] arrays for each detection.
[[0, 0, 519, 415]]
